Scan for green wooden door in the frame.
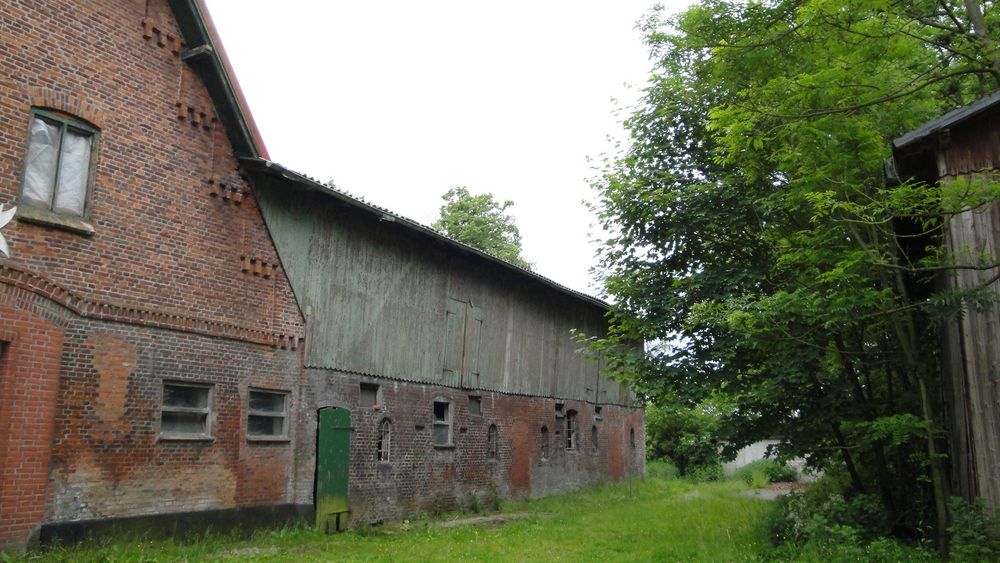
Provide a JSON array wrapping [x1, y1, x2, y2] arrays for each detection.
[[316, 407, 351, 532]]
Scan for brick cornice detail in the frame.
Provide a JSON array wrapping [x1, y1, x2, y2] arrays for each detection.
[[0, 261, 301, 350], [26, 87, 104, 128]]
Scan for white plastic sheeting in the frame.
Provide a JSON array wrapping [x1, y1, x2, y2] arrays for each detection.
[[53, 130, 91, 216], [21, 117, 60, 207], [21, 116, 91, 216]]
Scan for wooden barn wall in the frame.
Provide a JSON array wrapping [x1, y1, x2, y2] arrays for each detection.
[[939, 171, 1000, 510], [251, 177, 630, 405], [937, 110, 1000, 177]]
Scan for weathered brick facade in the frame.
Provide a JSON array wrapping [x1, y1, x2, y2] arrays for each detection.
[[0, 0, 644, 553]]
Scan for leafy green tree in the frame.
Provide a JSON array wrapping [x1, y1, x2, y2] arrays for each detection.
[[590, 0, 1000, 549], [433, 187, 532, 269]]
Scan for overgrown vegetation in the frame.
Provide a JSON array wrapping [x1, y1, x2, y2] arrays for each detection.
[[587, 0, 1000, 554], [432, 186, 532, 269], [12, 464, 772, 562]]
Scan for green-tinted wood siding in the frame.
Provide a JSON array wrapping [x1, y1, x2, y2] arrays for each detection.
[[253, 176, 631, 405]]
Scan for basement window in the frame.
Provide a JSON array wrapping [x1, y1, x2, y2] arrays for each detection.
[[432, 400, 452, 446], [160, 382, 212, 439], [565, 410, 578, 450], [378, 419, 393, 462], [360, 383, 380, 408], [469, 395, 482, 416], [247, 389, 289, 439]]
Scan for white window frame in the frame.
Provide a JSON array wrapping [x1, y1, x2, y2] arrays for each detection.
[[378, 418, 393, 462], [159, 381, 213, 440], [246, 388, 290, 441], [565, 410, 578, 450], [432, 400, 453, 446]]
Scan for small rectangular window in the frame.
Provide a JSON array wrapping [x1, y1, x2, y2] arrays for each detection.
[[468, 395, 482, 416], [360, 383, 380, 407], [594, 405, 603, 420], [555, 403, 565, 418], [160, 382, 212, 439], [432, 400, 452, 446], [247, 389, 289, 439]]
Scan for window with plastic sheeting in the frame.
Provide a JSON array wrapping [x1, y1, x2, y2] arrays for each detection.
[[247, 389, 289, 439], [20, 110, 97, 219], [160, 382, 213, 439]]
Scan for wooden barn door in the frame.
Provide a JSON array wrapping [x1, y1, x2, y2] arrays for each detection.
[[315, 407, 351, 533]]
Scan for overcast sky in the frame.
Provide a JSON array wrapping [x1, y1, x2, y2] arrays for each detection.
[[204, 0, 693, 296]]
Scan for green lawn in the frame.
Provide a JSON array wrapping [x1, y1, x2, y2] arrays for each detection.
[[22, 469, 774, 562]]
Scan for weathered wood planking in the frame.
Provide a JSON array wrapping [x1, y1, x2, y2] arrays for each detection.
[[252, 175, 631, 405], [942, 192, 1000, 508]]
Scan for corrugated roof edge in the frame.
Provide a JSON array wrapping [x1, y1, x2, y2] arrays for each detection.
[[893, 89, 1000, 150], [240, 157, 612, 311]]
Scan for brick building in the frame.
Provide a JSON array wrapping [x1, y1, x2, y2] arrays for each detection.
[[0, 0, 644, 552]]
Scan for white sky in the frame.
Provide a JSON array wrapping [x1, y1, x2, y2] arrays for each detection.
[[204, 0, 693, 296]]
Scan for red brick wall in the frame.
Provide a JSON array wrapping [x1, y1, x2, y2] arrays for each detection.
[[46, 317, 301, 523], [296, 370, 646, 524], [0, 0, 303, 339], [0, 292, 65, 551]]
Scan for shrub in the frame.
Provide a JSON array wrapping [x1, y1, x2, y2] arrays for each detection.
[[733, 460, 798, 488], [948, 496, 1000, 562], [645, 460, 679, 480]]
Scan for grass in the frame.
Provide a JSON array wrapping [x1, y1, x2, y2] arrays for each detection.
[[15, 463, 774, 562]]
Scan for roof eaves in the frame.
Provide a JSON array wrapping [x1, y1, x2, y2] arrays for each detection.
[[239, 157, 611, 311], [167, 0, 269, 159], [893, 89, 1000, 151]]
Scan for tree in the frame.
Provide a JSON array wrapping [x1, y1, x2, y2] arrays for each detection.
[[590, 0, 1000, 549], [433, 187, 532, 269]]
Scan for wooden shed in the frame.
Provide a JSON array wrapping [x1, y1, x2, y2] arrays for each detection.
[[891, 90, 1000, 510]]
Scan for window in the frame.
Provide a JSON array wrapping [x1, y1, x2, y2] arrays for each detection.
[[247, 389, 288, 439], [378, 419, 392, 462], [432, 400, 452, 446], [591, 425, 599, 452], [594, 405, 603, 420], [20, 110, 97, 218], [468, 395, 482, 416], [488, 424, 498, 459], [555, 403, 565, 417], [630, 428, 636, 449], [360, 383, 380, 407], [565, 410, 578, 450], [540, 426, 550, 460], [160, 382, 212, 438]]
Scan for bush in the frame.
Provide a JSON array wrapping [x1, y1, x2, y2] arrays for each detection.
[[685, 463, 723, 483], [733, 460, 798, 488], [948, 496, 1000, 562], [765, 477, 889, 547], [645, 460, 679, 480]]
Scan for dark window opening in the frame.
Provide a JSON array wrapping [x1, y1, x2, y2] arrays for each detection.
[[469, 395, 482, 416], [555, 403, 565, 418], [630, 428, 636, 449], [378, 419, 392, 462], [488, 424, 498, 459], [565, 410, 578, 450], [594, 405, 603, 420], [591, 425, 599, 452], [360, 383, 380, 407], [540, 425, 550, 460]]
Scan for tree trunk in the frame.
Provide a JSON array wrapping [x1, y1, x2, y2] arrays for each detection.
[[963, 0, 1000, 83]]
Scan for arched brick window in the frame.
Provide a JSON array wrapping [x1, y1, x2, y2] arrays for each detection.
[[540, 425, 550, 460]]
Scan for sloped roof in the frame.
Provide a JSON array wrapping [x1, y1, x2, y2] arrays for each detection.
[[169, 0, 610, 311], [893, 89, 1000, 151]]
